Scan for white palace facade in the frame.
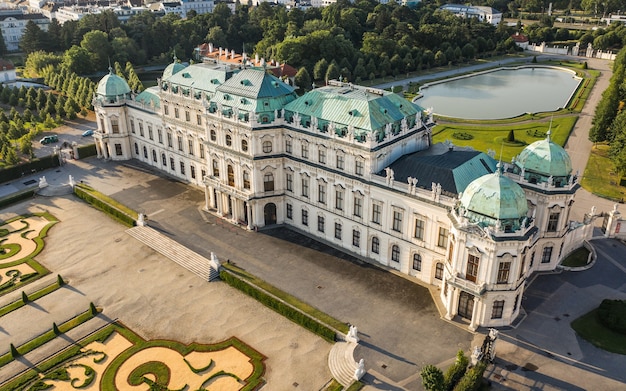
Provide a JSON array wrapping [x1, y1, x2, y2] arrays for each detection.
[[92, 60, 593, 330]]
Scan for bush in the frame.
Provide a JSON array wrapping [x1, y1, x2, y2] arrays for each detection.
[[598, 299, 626, 334], [444, 350, 469, 390], [507, 129, 515, 142], [452, 361, 487, 391], [0, 155, 60, 183], [76, 144, 97, 159], [73, 184, 137, 227], [421, 364, 445, 391], [219, 269, 337, 342], [0, 189, 36, 209]]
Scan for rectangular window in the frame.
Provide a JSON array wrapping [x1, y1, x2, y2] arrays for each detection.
[[319, 148, 326, 164], [201, 169, 206, 179], [414, 218, 424, 240], [199, 143, 205, 158], [547, 212, 560, 232], [371, 237, 380, 254], [318, 183, 326, 204], [335, 223, 342, 239], [352, 230, 360, 247], [412, 254, 422, 271], [177, 136, 183, 151], [286, 203, 293, 219], [437, 227, 449, 248], [466, 254, 480, 283], [138, 123, 143, 136], [197, 114, 202, 125], [435, 263, 443, 279], [286, 139, 292, 154], [372, 204, 381, 224], [302, 209, 308, 226], [179, 161, 185, 175], [302, 177, 309, 198], [185, 111, 190, 122], [286, 173, 293, 192], [491, 300, 505, 319], [130, 119, 135, 133], [148, 125, 153, 140], [170, 157, 175, 170], [164, 105, 169, 115], [111, 119, 120, 134], [158, 129, 163, 144], [174, 107, 179, 118], [335, 189, 343, 210], [167, 133, 173, 148], [355, 160, 364, 176], [353, 197, 362, 218], [542, 247, 553, 263], [188, 139, 194, 155], [317, 216, 325, 232], [301, 143, 308, 158], [114, 143, 122, 156], [392, 210, 403, 232], [497, 262, 511, 284], [191, 165, 196, 179], [519, 257, 526, 279], [336, 154, 344, 170]]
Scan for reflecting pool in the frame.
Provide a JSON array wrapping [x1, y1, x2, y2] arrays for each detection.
[[416, 67, 581, 119]]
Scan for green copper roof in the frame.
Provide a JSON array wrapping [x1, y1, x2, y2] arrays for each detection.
[[163, 63, 233, 96], [96, 68, 131, 99], [135, 87, 160, 109], [284, 84, 423, 133], [516, 131, 572, 178], [460, 165, 528, 223], [212, 68, 297, 113], [162, 59, 187, 79]]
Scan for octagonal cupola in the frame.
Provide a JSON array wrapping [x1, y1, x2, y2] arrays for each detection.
[[513, 130, 572, 186], [162, 55, 186, 80], [459, 163, 528, 232], [95, 67, 131, 103]]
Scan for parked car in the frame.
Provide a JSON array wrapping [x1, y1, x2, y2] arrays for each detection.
[[82, 129, 94, 137], [39, 135, 58, 144]]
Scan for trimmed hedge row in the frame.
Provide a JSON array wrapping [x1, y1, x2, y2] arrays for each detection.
[[73, 184, 137, 227], [444, 350, 469, 390], [76, 144, 97, 159], [0, 189, 36, 209], [0, 155, 60, 183], [452, 361, 487, 391], [220, 269, 336, 342]]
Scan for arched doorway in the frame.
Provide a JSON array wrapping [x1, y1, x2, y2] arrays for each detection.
[[264, 203, 277, 226], [458, 291, 474, 320]]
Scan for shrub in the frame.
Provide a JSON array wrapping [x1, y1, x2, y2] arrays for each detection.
[[444, 350, 469, 390], [598, 299, 626, 334], [73, 184, 137, 227], [76, 144, 97, 159], [421, 364, 445, 391], [0, 189, 36, 209], [507, 129, 515, 142], [0, 155, 60, 182], [452, 361, 487, 391]]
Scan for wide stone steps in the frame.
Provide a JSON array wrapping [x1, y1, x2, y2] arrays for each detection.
[[328, 341, 358, 387], [127, 226, 219, 281]]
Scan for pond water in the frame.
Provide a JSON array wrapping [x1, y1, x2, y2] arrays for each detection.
[[416, 67, 581, 119]]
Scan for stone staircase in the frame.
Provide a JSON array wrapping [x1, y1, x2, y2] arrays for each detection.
[[126, 226, 219, 281], [328, 341, 358, 387]]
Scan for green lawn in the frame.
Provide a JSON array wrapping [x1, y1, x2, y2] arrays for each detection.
[[432, 116, 577, 163], [581, 144, 625, 201], [571, 308, 626, 355], [561, 247, 590, 267]]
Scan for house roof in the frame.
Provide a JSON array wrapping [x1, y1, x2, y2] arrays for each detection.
[[0, 59, 15, 71]]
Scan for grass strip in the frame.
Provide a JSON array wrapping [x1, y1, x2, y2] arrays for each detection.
[[581, 144, 625, 201], [74, 183, 138, 227], [571, 309, 626, 355], [0, 305, 100, 368], [0, 276, 64, 317]]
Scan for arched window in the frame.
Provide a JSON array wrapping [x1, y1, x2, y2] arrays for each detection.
[[134, 143, 139, 155], [210, 129, 216, 141], [228, 165, 235, 186], [413, 254, 422, 271], [262, 140, 272, 153], [241, 139, 248, 152], [225, 134, 232, 146], [143, 146, 148, 158], [371, 236, 380, 254], [212, 160, 219, 177], [243, 171, 250, 189], [264, 172, 274, 192], [435, 262, 444, 280], [162, 153, 167, 166], [391, 245, 400, 262], [152, 149, 157, 162]]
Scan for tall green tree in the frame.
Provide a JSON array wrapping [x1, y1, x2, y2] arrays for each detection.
[[294, 67, 311, 92], [20, 21, 44, 54]]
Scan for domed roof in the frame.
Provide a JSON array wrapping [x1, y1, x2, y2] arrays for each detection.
[[162, 56, 186, 80], [460, 165, 528, 223], [96, 68, 131, 99], [516, 131, 572, 178]]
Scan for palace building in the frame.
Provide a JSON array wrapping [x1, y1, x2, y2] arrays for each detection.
[[92, 59, 593, 330]]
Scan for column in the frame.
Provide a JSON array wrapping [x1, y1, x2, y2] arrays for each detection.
[[209, 187, 216, 209], [445, 287, 455, 320], [247, 202, 254, 230], [216, 192, 223, 216], [469, 297, 480, 331], [96, 141, 102, 158], [204, 185, 210, 211]]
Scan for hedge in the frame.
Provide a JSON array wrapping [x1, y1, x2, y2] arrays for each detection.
[[598, 299, 626, 334], [0, 189, 36, 209], [444, 350, 469, 390], [219, 269, 337, 342], [452, 361, 487, 391], [0, 155, 60, 183], [75, 144, 97, 159], [73, 184, 137, 227]]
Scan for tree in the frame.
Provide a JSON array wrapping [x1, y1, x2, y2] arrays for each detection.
[[294, 67, 311, 92], [63, 45, 94, 75], [421, 365, 445, 391], [205, 26, 228, 48], [0, 29, 7, 56], [313, 58, 328, 81], [81, 30, 111, 71], [20, 21, 43, 54], [325, 61, 340, 82]]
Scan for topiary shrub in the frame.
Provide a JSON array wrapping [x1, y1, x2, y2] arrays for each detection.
[[507, 129, 515, 142], [452, 361, 487, 391], [444, 350, 469, 390], [421, 364, 445, 391], [597, 299, 626, 334]]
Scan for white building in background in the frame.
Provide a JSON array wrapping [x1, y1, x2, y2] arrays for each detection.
[[92, 59, 592, 330], [0, 10, 49, 52], [181, 0, 215, 17], [439, 4, 502, 25]]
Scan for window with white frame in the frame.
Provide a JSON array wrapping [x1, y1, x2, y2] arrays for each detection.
[[188, 139, 194, 155], [177, 135, 183, 151], [392, 210, 403, 232], [302, 209, 308, 226], [371, 236, 380, 254], [241, 139, 248, 152], [355, 160, 364, 176], [302, 142, 309, 158], [391, 245, 400, 262], [161, 153, 166, 166], [542, 246, 553, 263], [318, 215, 325, 232], [158, 129, 163, 144], [138, 122, 143, 136], [335, 188, 344, 210], [319, 147, 326, 164], [414, 218, 424, 240], [491, 300, 504, 319], [437, 227, 449, 248], [243, 171, 250, 189], [353, 195, 362, 218], [412, 253, 422, 271], [212, 160, 219, 177], [336, 153, 345, 170], [318, 182, 326, 204], [286, 172, 293, 192], [286, 138, 292, 154], [148, 125, 153, 140], [262, 140, 272, 153], [302, 176, 309, 198], [167, 132, 173, 147], [264, 172, 274, 192], [435, 262, 444, 280], [372, 203, 381, 224], [286, 203, 293, 219], [199, 143, 205, 158], [547, 212, 560, 232], [210, 129, 216, 141], [334, 222, 342, 239], [352, 229, 360, 247], [226, 134, 232, 147]]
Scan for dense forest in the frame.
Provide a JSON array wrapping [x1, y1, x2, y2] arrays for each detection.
[[18, 0, 626, 84]]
